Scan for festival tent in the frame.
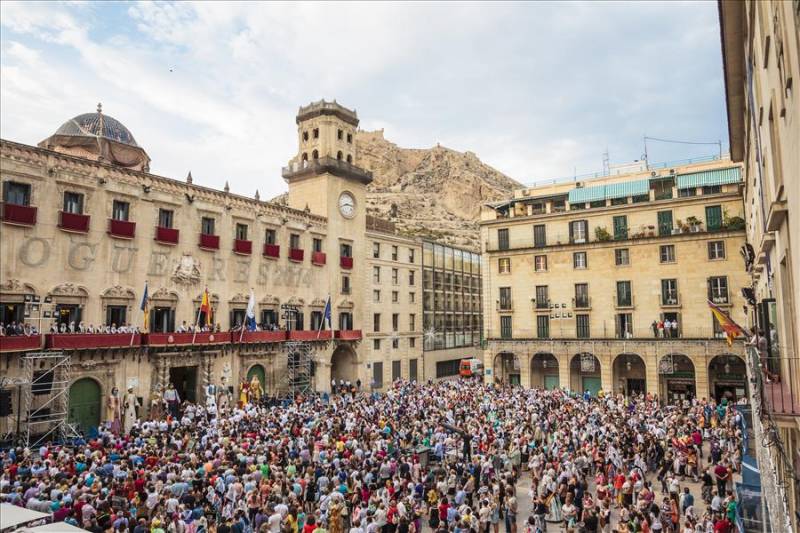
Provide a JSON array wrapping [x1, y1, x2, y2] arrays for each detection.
[[0, 504, 50, 532]]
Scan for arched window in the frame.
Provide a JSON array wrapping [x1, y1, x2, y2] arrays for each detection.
[[312, 150, 319, 160], [337, 151, 343, 160], [302, 131, 309, 141], [346, 154, 352, 163], [301, 152, 308, 161]]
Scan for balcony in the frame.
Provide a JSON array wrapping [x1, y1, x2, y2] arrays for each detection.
[[0, 335, 43, 353], [572, 296, 591, 310], [282, 156, 373, 185], [238, 330, 287, 344], [108, 218, 136, 239], [334, 330, 362, 340], [496, 300, 513, 312], [288, 330, 331, 341], [661, 294, 681, 308], [535, 298, 550, 310], [289, 248, 304, 262], [263, 243, 280, 259], [46, 333, 141, 350], [709, 294, 730, 306], [199, 233, 220, 250], [58, 211, 90, 233], [233, 239, 252, 255], [340, 256, 353, 269], [764, 380, 800, 417], [155, 226, 179, 245], [613, 295, 635, 309], [312, 251, 327, 266], [146, 332, 228, 346], [1, 203, 37, 226]]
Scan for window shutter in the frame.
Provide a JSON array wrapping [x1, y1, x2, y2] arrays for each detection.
[[569, 222, 574, 242]]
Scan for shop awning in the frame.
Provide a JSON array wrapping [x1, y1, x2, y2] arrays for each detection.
[[568, 185, 606, 204], [676, 167, 741, 189], [604, 179, 650, 200]]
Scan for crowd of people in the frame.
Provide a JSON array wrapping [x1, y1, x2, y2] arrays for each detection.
[[0, 379, 745, 533], [650, 320, 679, 339], [0, 321, 40, 336]]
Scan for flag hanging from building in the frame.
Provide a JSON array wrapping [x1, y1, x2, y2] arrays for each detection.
[[317, 295, 331, 338], [245, 289, 257, 331], [140, 281, 149, 331], [708, 300, 746, 346], [200, 288, 212, 328]]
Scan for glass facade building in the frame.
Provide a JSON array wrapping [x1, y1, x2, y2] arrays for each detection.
[[422, 241, 482, 351]]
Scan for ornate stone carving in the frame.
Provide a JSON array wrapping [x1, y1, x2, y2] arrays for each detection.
[[0, 279, 36, 294], [229, 293, 248, 304], [150, 287, 178, 302], [51, 283, 89, 297], [172, 253, 201, 285], [287, 296, 305, 306], [260, 294, 279, 306], [310, 298, 326, 308], [102, 285, 136, 299], [337, 299, 354, 309]]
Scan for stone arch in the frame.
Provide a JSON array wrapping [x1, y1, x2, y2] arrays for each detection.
[[68, 377, 102, 436], [612, 352, 647, 397], [493, 352, 521, 386], [346, 154, 353, 163], [247, 363, 266, 395], [312, 149, 319, 160], [100, 286, 136, 328], [337, 151, 343, 160], [708, 353, 748, 402], [331, 343, 358, 385], [530, 352, 559, 390], [658, 353, 696, 404], [570, 353, 602, 396], [49, 283, 89, 328]]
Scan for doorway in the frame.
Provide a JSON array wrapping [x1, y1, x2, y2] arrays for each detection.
[[582, 377, 602, 397], [169, 366, 198, 404], [56, 304, 81, 327], [151, 307, 175, 333], [68, 378, 101, 435]]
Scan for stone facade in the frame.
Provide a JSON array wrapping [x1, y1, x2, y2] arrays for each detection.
[[479, 157, 751, 402]]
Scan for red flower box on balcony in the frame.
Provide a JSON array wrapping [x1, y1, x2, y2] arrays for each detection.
[[58, 211, 90, 233], [155, 226, 179, 244], [239, 330, 287, 343], [2, 203, 37, 226], [334, 330, 362, 340], [199, 233, 219, 250], [146, 332, 229, 346], [234, 239, 252, 255], [289, 248, 304, 262], [312, 251, 326, 265], [340, 256, 353, 269], [288, 330, 332, 341], [108, 218, 136, 239], [0, 335, 43, 353], [263, 244, 280, 258], [46, 333, 141, 349]]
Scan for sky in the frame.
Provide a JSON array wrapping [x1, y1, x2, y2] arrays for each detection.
[[1, 1, 729, 197]]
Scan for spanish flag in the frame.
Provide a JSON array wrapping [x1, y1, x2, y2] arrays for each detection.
[[708, 300, 746, 346], [200, 288, 212, 328], [140, 281, 149, 332]]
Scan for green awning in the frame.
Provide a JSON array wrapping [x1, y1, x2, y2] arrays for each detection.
[[604, 179, 650, 200], [568, 185, 606, 204], [676, 167, 741, 189]]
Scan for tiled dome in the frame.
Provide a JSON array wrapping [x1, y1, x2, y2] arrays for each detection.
[[53, 109, 139, 147]]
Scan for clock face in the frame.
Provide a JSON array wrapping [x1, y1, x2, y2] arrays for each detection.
[[339, 192, 355, 218]]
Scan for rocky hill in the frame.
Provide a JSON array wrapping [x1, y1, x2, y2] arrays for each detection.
[[274, 130, 521, 250], [357, 130, 521, 249]]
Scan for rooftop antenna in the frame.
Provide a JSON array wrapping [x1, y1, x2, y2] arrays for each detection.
[[602, 147, 610, 176], [642, 134, 649, 170]]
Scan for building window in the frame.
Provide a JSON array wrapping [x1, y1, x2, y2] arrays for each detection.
[[392, 361, 401, 381], [573, 251, 587, 269], [498, 258, 511, 274], [498, 228, 509, 250], [373, 290, 381, 303], [613, 215, 628, 240], [706, 205, 723, 231], [702, 185, 721, 195], [3, 182, 31, 205], [339, 312, 353, 330], [310, 311, 323, 331], [498, 287, 512, 310], [63, 192, 84, 214], [337, 129, 343, 140], [574, 283, 589, 308], [409, 292, 415, 303], [409, 248, 415, 263], [106, 305, 127, 327], [392, 313, 399, 331], [260, 309, 277, 329], [657, 211, 673, 236], [373, 242, 380, 258], [659, 245, 675, 263], [614, 248, 630, 266], [409, 314, 416, 330], [534, 255, 548, 272], [201, 217, 215, 235], [290, 233, 300, 249], [235, 223, 248, 240], [616, 313, 633, 338], [611, 197, 627, 206], [570, 220, 588, 243], [392, 245, 398, 261], [341, 275, 351, 294], [311, 149, 319, 160], [373, 339, 381, 350], [392, 291, 399, 303], [616, 281, 632, 307], [536, 315, 550, 338], [312, 128, 319, 139], [409, 338, 416, 350], [708, 241, 726, 260], [661, 279, 678, 305], [500, 316, 512, 339], [265, 229, 276, 245], [708, 276, 729, 304], [112, 200, 130, 221], [302, 131, 309, 141], [346, 133, 352, 143], [533, 224, 547, 247], [372, 266, 381, 283], [372, 362, 383, 387], [576, 314, 590, 338], [312, 238, 322, 253], [373, 313, 381, 332], [436, 359, 461, 378], [535, 285, 549, 308], [408, 270, 415, 285], [346, 154, 352, 163], [712, 313, 726, 339], [678, 187, 697, 197], [392, 268, 399, 285], [158, 208, 173, 228]]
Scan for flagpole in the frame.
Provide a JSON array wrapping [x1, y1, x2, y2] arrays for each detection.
[[191, 303, 203, 346], [239, 288, 252, 344], [132, 281, 146, 346]]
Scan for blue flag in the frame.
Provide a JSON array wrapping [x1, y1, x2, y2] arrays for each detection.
[[245, 289, 257, 331]]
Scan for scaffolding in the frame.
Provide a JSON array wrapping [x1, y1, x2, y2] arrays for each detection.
[[284, 341, 313, 398], [21, 351, 80, 447]]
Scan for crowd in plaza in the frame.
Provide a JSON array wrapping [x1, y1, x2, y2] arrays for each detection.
[[0, 379, 745, 533]]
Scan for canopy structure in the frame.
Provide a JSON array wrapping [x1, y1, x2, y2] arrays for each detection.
[[0, 504, 50, 531], [568, 178, 650, 204], [676, 167, 741, 189]]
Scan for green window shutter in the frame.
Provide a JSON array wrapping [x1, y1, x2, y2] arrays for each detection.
[[657, 211, 673, 235], [613, 216, 628, 239], [706, 206, 722, 230]]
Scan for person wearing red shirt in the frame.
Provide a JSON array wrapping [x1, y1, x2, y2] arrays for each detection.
[[713, 516, 732, 533]]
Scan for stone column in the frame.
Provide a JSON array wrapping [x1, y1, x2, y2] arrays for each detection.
[[600, 353, 613, 393], [558, 348, 570, 390], [316, 358, 332, 393], [645, 350, 660, 396]]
